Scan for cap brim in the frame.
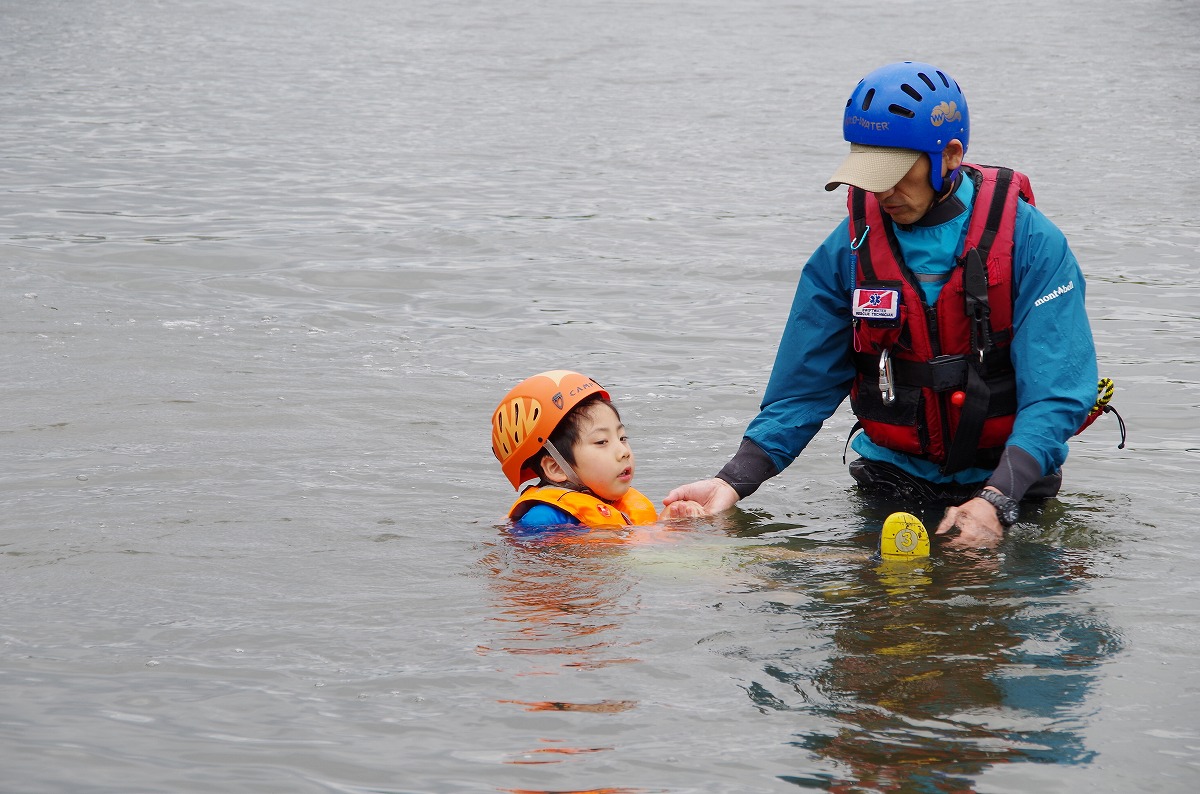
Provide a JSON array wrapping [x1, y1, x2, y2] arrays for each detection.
[[825, 144, 922, 192]]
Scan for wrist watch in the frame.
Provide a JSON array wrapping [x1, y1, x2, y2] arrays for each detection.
[[975, 489, 1019, 527]]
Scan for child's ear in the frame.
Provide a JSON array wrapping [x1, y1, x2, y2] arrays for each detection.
[[540, 454, 569, 484]]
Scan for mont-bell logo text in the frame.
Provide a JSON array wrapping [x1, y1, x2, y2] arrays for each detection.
[[852, 288, 900, 320], [1035, 280, 1074, 307]]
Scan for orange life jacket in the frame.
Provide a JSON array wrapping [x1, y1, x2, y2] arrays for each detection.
[[508, 485, 659, 527]]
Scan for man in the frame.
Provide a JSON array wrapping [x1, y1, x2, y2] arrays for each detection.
[[664, 61, 1097, 547]]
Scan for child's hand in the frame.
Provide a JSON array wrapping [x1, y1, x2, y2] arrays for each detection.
[[660, 500, 707, 519]]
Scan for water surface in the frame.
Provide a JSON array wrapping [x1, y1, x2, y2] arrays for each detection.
[[3, 0, 1199, 791]]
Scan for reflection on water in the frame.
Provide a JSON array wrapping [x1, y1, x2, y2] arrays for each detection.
[[477, 510, 1123, 790], [726, 503, 1124, 791], [477, 521, 759, 788], [478, 526, 661, 778], [479, 527, 653, 669]]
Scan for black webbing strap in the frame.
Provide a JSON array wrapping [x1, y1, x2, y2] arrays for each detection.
[[842, 420, 864, 464], [850, 348, 1013, 390], [940, 166, 1019, 473], [962, 248, 992, 358], [974, 167, 1013, 265], [850, 188, 876, 281], [852, 187, 920, 286], [947, 241, 998, 474], [941, 361, 991, 475]]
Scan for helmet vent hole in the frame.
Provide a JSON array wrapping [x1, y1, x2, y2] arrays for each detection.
[[888, 104, 915, 119], [936, 70, 951, 88], [862, 88, 875, 111], [917, 72, 937, 93], [900, 83, 922, 102]]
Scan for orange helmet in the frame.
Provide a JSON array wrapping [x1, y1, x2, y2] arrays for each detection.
[[491, 370, 610, 489]]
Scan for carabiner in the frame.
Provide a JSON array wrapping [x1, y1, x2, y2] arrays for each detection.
[[878, 349, 896, 405]]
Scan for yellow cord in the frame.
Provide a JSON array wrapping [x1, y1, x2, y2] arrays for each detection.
[[1094, 377, 1115, 410]]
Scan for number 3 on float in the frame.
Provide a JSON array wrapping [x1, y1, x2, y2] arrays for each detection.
[[879, 512, 931, 560]]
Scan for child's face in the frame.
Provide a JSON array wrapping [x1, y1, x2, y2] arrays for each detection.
[[566, 402, 635, 502]]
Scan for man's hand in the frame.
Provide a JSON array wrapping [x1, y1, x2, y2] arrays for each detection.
[[935, 495, 1005, 548], [663, 478, 739, 515]]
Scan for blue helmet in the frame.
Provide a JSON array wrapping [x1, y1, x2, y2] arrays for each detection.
[[841, 61, 969, 192]]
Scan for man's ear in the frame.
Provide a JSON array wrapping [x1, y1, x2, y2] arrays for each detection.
[[942, 139, 964, 175], [540, 453, 569, 484]]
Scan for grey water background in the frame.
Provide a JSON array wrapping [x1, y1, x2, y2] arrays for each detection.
[[3, 0, 1199, 791]]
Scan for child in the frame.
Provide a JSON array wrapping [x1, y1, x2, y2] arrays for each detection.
[[491, 370, 702, 530]]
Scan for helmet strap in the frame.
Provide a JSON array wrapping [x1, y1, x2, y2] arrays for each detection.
[[542, 440, 587, 491], [930, 162, 961, 202]]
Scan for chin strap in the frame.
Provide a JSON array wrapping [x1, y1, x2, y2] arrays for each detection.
[[940, 167, 962, 198], [543, 440, 587, 491]]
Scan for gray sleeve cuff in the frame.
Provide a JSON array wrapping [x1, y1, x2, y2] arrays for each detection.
[[986, 445, 1043, 502], [715, 438, 780, 499]]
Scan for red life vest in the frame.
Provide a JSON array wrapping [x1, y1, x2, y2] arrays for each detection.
[[508, 485, 659, 527], [846, 164, 1035, 474]]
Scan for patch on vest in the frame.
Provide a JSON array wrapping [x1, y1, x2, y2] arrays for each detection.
[[852, 288, 900, 320]]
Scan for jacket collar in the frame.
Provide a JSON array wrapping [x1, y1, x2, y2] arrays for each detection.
[[906, 173, 968, 229]]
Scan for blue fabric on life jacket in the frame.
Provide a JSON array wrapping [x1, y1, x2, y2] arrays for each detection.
[[510, 503, 582, 534]]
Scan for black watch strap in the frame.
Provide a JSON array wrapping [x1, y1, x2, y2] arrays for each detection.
[[975, 488, 1019, 527]]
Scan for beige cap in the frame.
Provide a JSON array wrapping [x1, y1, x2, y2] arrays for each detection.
[[825, 143, 922, 192]]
